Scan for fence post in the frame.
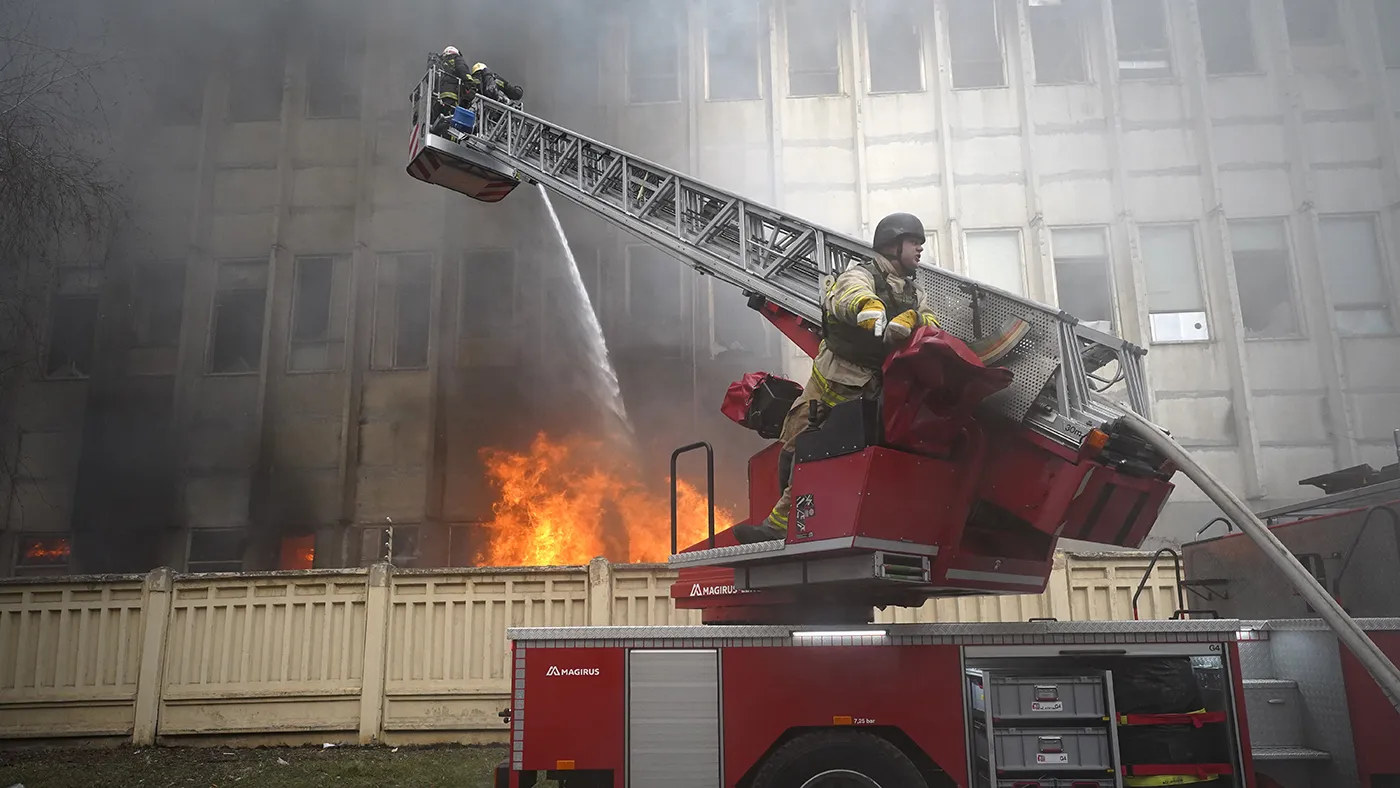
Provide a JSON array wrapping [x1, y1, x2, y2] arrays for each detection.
[[358, 562, 393, 744], [587, 557, 613, 627], [132, 567, 175, 746], [1044, 551, 1076, 621]]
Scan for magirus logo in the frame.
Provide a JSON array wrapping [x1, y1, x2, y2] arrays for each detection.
[[545, 665, 600, 677], [690, 583, 739, 596]]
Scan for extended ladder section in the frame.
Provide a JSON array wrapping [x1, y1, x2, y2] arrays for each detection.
[[409, 72, 1154, 452]]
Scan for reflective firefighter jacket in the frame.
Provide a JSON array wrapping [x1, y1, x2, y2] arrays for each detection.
[[817, 253, 938, 387]]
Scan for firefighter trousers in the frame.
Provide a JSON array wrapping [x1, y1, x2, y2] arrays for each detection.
[[762, 369, 881, 532]]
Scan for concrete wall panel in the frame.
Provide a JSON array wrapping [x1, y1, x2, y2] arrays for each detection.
[[1257, 445, 1337, 496], [354, 469, 427, 522], [1146, 345, 1232, 391], [7, 481, 76, 532], [1118, 84, 1185, 124], [1122, 128, 1195, 170], [1206, 78, 1278, 119], [951, 135, 1023, 177], [1251, 393, 1330, 445], [209, 213, 276, 257], [1039, 179, 1114, 225], [217, 122, 282, 167], [292, 168, 357, 208], [184, 476, 251, 528], [958, 184, 1028, 228], [1313, 168, 1385, 212], [273, 420, 343, 469], [1031, 85, 1104, 125], [1127, 175, 1204, 218], [1212, 124, 1287, 166], [950, 89, 1018, 129], [1305, 121, 1378, 165], [284, 209, 355, 252], [212, 168, 279, 214], [1350, 391, 1400, 442], [293, 120, 360, 166], [1034, 133, 1111, 176], [1153, 395, 1235, 447], [1343, 340, 1400, 389], [1245, 341, 1325, 389], [1220, 169, 1293, 217], [184, 426, 257, 471]]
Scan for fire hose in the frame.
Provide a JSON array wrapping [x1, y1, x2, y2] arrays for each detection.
[[1119, 410, 1400, 715]]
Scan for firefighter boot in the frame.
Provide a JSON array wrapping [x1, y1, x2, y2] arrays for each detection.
[[967, 317, 1031, 366], [733, 522, 786, 544]]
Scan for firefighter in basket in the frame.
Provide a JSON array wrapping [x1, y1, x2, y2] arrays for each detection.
[[470, 62, 525, 108], [732, 212, 1032, 545], [431, 46, 480, 134]]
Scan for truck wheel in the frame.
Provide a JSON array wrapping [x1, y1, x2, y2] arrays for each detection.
[[751, 730, 928, 788]]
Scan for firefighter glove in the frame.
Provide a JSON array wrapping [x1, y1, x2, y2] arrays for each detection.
[[856, 298, 887, 337], [886, 309, 918, 343]]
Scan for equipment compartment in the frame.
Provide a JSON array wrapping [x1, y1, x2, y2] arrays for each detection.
[[990, 675, 1107, 719], [989, 727, 1113, 771]]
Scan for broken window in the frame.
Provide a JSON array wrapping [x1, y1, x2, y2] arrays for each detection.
[[1140, 224, 1210, 342], [628, 2, 681, 103], [278, 535, 315, 570], [13, 534, 72, 577], [1229, 220, 1301, 339], [1051, 227, 1115, 332], [373, 253, 433, 369], [45, 295, 99, 379], [305, 0, 365, 119], [964, 230, 1025, 297], [1378, 0, 1400, 67], [208, 259, 268, 374], [187, 528, 245, 573], [948, 0, 1006, 89], [706, 0, 762, 100], [289, 256, 348, 372], [787, 0, 844, 96], [1199, 0, 1257, 75], [227, 18, 286, 122], [1029, 1, 1088, 85], [627, 244, 687, 353], [132, 262, 185, 349], [867, 0, 924, 93], [447, 523, 477, 567], [460, 249, 516, 342], [1283, 0, 1339, 45], [357, 524, 419, 567], [1113, 0, 1173, 80], [1319, 216, 1396, 336]]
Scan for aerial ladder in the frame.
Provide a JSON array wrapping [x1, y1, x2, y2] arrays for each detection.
[[407, 60, 1400, 711]]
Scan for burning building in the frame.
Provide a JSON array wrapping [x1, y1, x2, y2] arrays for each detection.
[[1, 0, 1399, 577]]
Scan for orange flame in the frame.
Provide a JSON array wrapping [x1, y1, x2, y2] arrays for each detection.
[[22, 538, 70, 563], [475, 432, 733, 566]]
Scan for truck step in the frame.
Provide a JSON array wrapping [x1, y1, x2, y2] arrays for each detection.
[[669, 539, 788, 568], [1243, 678, 1298, 688], [1251, 745, 1331, 761]]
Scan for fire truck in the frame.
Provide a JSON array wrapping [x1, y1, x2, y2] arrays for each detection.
[[407, 63, 1400, 788]]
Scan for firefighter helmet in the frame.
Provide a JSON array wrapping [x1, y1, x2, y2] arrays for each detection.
[[442, 46, 460, 58], [872, 212, 926, 251], [472, 62, 488, 74]]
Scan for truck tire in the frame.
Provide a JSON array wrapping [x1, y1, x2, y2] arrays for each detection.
[[751, 730, 928, 788]]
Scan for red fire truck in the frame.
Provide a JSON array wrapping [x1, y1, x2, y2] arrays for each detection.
[[406, 72, 1400, 787]]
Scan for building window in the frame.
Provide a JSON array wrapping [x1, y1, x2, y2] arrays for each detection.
[[1283, 0, 1339, 45], [1140, 224, 1209, 342], [227, 22, 286, 122], [305, 0, 364, 119], [1051, 228, 1115, 332], [289, 256, 348, 372], [187, 528, 245, 573], [1228, 220, 1301, 339], [706, 0, 761, 100], [44, 295, 99, 379], [372, 253, 433, 370], [1029, 1, 1088, 85], [711, 278, 770, 359], [1319, 216, 1396, 336], [1379, 0, 1400, 67], [948, 0, 1006, 89], [787, 0, 844, 96], [628, 2, 681, 104], [460, 249, 516, 341], [358, 524, 419, 567], [867, 0, 923, 93], [279, 535, 315, 570], [1198, 0, 1257, 75], [964, 230, 1025, 297], [1113, 0, 1172, 80], [447, 523, 477, 567], [13, 534, 71, 577], [627, 244, 687, 352], [132, 262, 186, 349], [208, 259, 269, 374]]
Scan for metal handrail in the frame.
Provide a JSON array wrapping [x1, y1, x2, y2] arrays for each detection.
[[669, 442, 715, 555], [1132, 547, 1186, 621], [1195, 516, 1235, 538]]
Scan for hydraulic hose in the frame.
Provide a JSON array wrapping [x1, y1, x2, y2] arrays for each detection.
[[1118, 410, 1400, 714]]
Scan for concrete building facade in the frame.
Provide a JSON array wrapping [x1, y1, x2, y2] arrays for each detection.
[[4, 0, 1400, 577]]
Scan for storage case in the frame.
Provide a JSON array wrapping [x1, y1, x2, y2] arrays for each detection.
[[990, 675, 1107, 719], [986, 727, 1114, 771]]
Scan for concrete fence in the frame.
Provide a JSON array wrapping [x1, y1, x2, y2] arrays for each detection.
[[0, 552, 1188, 747]]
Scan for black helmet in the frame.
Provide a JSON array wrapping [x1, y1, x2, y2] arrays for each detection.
[[872, 212, 926, 251]]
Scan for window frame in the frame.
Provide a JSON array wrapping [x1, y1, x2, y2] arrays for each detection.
[[42, 292, 100, 381], [864, 0, 927, 95], [186, 528, 247, 574], [1138, 222, 1213, 345], [947, 0, 1008, 90], [303, 7, 366, 120], [962, 228, 1028, 298], [1317, 213, 1399, 338], [13, 533, 73, 577], [1111, 0, 1176, 82], [1197, 0, 1262, 77], [1282, 0, 1342, 47], [1048, 224, 1118, 332], [704, 0, 764, 102], [785, 0, 847, 97], [206, 258, 271, 376], [1226, 217, 1307, 342], [287, 254, 350, 374], [626, 4, 683, 105], [1028, 1, 1090, 87], [371, 252, 436, 371]]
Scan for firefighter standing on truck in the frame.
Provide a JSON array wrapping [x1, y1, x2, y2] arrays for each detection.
[[471, 62, 525, 106], [733, 212, 1032, 545]]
